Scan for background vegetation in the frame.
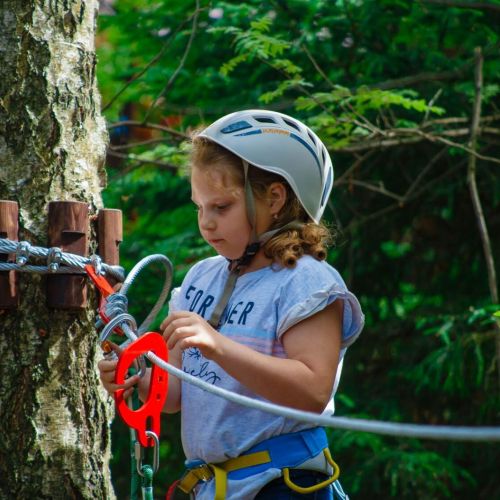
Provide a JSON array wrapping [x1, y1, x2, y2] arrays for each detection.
[[95, 1, 500, 498]]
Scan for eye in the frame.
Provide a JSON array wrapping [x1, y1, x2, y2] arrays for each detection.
[[215, 204, 229, 211]]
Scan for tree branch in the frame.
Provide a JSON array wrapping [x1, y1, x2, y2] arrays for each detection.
[[334, 125, 500, 165], [143, 0, 200, 122], [370, 65, 474, 91], [109, 137, 173, 151], [107, 120, 189, 140], [340, 179, 405, 202], [101, 10, 199, 113], [300, 43, 336, 90], [370, 43, 500, 90], [403, 146, 448, 199], [106, 150, 180, 172], [465, 47, 500, 385]]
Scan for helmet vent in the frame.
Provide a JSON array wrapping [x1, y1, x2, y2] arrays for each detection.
[[283, 118, 301, 131], [254, 116, 276, 124], [307, 131, 317, 146], [221, 120, 252, 134], [321, 147, 327, 164]]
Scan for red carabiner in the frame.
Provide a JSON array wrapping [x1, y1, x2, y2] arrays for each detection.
[[114, 332, 169, 447], [85, 264, 124, 349], [85, 264, 115, 297]]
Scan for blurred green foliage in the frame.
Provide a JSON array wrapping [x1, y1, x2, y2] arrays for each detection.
[[96, 0, 500, 498]]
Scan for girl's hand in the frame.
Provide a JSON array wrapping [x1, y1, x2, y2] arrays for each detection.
[[160, 311, 223, 359], [97, 344, 140, 399]]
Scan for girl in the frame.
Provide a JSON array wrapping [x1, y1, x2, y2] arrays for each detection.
[[99, 110, 364, 499]]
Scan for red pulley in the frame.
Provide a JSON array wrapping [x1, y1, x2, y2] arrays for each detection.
[[114, 332, 169, 447]]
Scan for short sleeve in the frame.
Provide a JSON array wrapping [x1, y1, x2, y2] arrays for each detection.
[[168, 286, 182, 314], [167, 258, 209, 314], [276, 258, 364, 348]]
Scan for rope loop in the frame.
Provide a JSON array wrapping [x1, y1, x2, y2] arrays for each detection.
[[99, 313, 137, 345], [105, 293, 128, 318]]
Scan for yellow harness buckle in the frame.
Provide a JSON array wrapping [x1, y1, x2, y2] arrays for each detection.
[[178, 450, 271, 499], [177, 464, 213, 493], [283, 448, 340, 494]]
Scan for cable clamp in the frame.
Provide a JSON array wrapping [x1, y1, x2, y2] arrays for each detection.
[[90, 254, 103, 276], [15, 241, 31, 266], [47, 247, 63, 273]]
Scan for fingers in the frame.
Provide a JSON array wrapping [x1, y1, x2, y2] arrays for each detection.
[[98, 354, 140, 395], [160, 311, 193, 331], [162, 316, 192, 340], [161, 316, 202, 351], [165, 327, 197, 350]]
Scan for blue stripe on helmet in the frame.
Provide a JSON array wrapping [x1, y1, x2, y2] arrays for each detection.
[[290, 133, 322, 176], [320, 166, 333, 207], [234, 129, 262, 137], [221, 120, 252, 134]]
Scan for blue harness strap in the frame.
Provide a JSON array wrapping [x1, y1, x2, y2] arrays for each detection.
[[226, 427, 328, 480]]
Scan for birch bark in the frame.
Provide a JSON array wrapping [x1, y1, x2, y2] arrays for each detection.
[[0, 1, 114, 497]]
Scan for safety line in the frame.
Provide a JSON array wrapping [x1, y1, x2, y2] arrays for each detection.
[[2, 238, 499, 442], [145, 351, 500, 442], [119, 319, 500, 442], [0, 237, 124, 282]]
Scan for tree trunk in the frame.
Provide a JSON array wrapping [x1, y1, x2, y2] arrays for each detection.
[[0, 1, 114, 498]]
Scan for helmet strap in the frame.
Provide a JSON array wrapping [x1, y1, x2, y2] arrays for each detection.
[[207, 221, 304, 329], [242, 160, 258, 244], [208, 266, 240, 328]]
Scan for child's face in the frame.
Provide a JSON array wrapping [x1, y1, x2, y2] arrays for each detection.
[[191, 164, 271, 260]]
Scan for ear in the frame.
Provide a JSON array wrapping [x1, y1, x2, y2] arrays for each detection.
[[267, 182, 287, 215]]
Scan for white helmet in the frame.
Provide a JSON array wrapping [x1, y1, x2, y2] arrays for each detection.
[[198, 109, 334, 223]]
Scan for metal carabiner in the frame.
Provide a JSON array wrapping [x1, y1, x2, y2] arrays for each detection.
[[99, 313, 137, 345], [135, 430, 160, 475], [99, 313, 147, 378]]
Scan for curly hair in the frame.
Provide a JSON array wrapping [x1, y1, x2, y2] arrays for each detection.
[[190, 134, 335, 268]]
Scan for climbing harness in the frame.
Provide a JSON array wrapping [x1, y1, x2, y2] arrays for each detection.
[[175, 427, 340, 500]]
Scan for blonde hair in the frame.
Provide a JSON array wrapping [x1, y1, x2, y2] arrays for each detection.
[[190, 134, 334, 268]]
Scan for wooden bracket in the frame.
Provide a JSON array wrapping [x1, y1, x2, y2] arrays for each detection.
[[0, 200, 19, 309], [47, 201, 89, 309], [97, 209, 122, 267]]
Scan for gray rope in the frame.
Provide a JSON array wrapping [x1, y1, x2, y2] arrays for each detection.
[[146, 352, 500, 442], [103, 292, 500, 442], [0, 237, 124, 282], [111, 321, 500, 442], [0, 264, 91, 274], [118, 254, 173, 334]]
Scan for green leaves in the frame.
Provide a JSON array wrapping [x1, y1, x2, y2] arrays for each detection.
[[380, 240, 412, 259], [210, 15, 291, 77], [96, 1, 500, 498]]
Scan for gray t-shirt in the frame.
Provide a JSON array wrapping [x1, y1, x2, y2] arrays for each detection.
[[169, 255, 364, 499]]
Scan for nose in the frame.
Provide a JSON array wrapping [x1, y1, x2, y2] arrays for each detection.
[[199, 210, 216, 231]]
